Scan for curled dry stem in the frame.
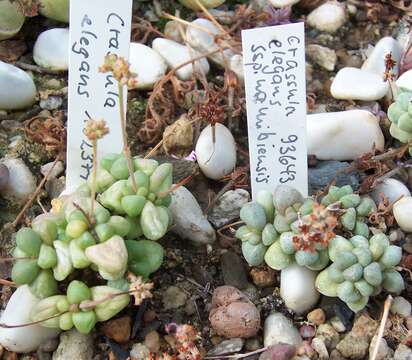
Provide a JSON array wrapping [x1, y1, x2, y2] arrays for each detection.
[[370, 295, 393, 360]]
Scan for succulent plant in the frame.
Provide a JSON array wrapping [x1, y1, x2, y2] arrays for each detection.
[[9, 152, 173, 333], [388, 91, 412, 154], [315, 234, 404, 312], [0, 0, 25, 41], [38, 0, 70, 23], [236, 185, 376, 271]]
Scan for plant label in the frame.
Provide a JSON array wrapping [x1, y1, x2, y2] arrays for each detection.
[[242, 23, 308, 199], [66, 0, 132, 193]]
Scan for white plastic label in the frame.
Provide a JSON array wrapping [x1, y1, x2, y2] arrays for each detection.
[[242, 23, 308, 199], [66, 0, 132, 193]]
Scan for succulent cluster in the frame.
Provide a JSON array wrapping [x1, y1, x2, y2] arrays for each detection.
[[11, 153, 173, 332], [316, 234, 404, 312], [237, 185, 375, 270], [388, 91, 412, 154]]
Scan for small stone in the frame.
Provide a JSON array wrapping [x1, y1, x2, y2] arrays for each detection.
[[307, 309, 326, 325], [152, 38, 209, 81], [52, 330, 93, 360], [162, 286, 188, 310], [245, 338, 261, 351], [45, 177, 65, 200], [164, 20, 184, 43], [221, 251, 248, 289], [162, 114, 193, 157], [307, 1, 346, 33], [307, 110, 384, 161], [390, 296, 412, 317], [299, 325, 315, 339], [306, 44, 337, 71], [311, 337, 329, 360], [330, 349, 346, 360], [316, 324, 340, 350], [208, 338, 244, 356], [130, 343, 150, 360], [308, 160, 359, 194], [40, 161, 64, 179], [33, 28, 69, 71], [229, 54, 244, 83], [393, 197, 412, 232], [0, 163, 9, 190], [101, 316, 131, 343], [264, 313, 302, 347], [369, 335, 393, 360], [371, 178, 410, 205], [39, 96, 63, 110], [0, 60, 36, 110], [170, 186, 216, 245], [0, 158, 37, 203], [406, 316, 412, 330], [280, 264, 320, 315], [209, 189, 250, 228], [361, 37, 402, 77], [250, 267, 277, 288], [394, 344, 412, 360], [269, 0, 300, 7], [259, 344, 297, 360], [144, 331, 160, 353], [39, 339, 59, 353], [129, 42, 167, 90], [330, 317, 346, 333], [331, 67, 389, 101]]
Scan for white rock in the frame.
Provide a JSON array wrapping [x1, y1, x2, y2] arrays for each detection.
[[361, 37, 402, 77], [40, 160, 64, 179], [0, 158, 37, 202], [0, 286, 60, 353], [0, 61, 36, 110], [129, 42, 167, 90], [229, 54, 244, 83], [396, 69, 412, 91], [393, 196, 412, 232], [307, 110, 385, 161], [264, 312, 302, 347], [280, 264, 320, 314], [152, 38, 209, 81], [195, 123, 237, 180], [307, 1, 346, 33], [208, 9, 236, 25], [164, 20, 184, 43], [186, 18, 235, 67], [390, 296, 412, 317], [269, 0, 301, 7], [331, 67, 389, 101], [394, 344, 412, 360], [312, 337, 329, 360], [369, 335, 393, 360], [306, 44, 337, 71], [33, 28, 69, 71], [208, 189, 250, 227], [170, 186, 216, 245], [370, 178, 410, 205]]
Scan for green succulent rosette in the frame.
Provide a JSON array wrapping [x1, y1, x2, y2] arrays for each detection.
[[315, 234, 404, 312], [388, 91, 412, 155]]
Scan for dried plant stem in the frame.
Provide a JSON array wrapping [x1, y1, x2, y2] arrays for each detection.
[[0, 279, 17, 287], [205, 346, 268, 359], [0, 312, 66, 328], [90, 139, 97, 217], [157, 171, 198, 198], [192, 0, 230, 36], [79, 290, 131, 310], [370, 295, 393, 360], [144, 139, 164, 159], [118, 83, 137, 193], [12, 153, 61, 228]]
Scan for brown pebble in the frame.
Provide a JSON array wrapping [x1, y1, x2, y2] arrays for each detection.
[[144, 330, 160, 353], [250, 267, 277, 288], [143, 309, 157, 323], [406, 316, 412, 331], [101, 316, 131, 343], [307, 308, 326, 325]]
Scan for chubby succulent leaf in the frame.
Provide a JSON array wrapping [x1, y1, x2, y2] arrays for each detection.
[[126, 239, 164, 278], [12, 259, 39, 285], [30, 270, 58, 299], [67, 280, 92, 304], [261, 223, 278, 246], [257, 190, 274, 223], [99, 180, 133, 214], [53, 241, 73, 281], [316, 268, 339, 297], [241, 242, 267, 266], [133, 158, 159, 176], [72, 310, 97, 334], [16, 228, 42, 256], [265, 241, 292, 270], [37, 244, 58, 269], [30, 295, 67, 328], [240, 202, 267, 231], [90, 286, 130, 322], [140, 202, 169, 241]]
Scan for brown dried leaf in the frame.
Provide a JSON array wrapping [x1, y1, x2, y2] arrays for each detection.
[[0, 40, 26, 63]]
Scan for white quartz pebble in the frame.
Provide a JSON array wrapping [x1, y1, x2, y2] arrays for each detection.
[[307, 110, 384, 161], [361, 37, 402, 77], [33, 28, 69, 71], [0, 61, 36, 110], [186, 18, 235, 67], [370, 178, 410, 205], [331, 67, 389, 101], [152, 38, 209, 81], [269, 0, 301, 7], [393, 196, 412, 232], [0, 286, 60, 353], [129, 42, 167, 90], [229, 54, 244, 83], [396, 69, 412, 91], [307, 1, 346, 33], [264, 312, 302, 347], [195, 123, 237, 180], [170, 186, 216, 245], [280, 264, 320, 314]]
